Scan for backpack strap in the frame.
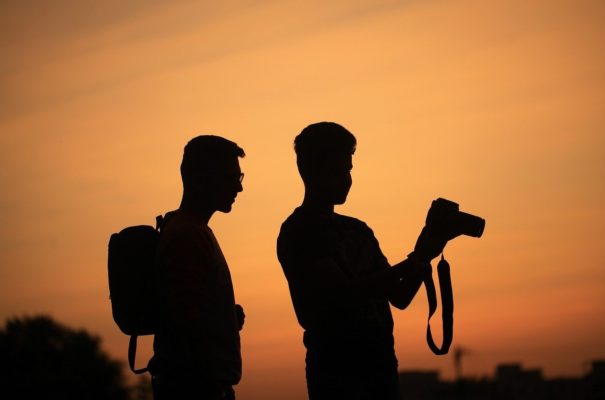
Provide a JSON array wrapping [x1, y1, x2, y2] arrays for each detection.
[[128, 335, 149, 374], [424, 254, 454, 355]]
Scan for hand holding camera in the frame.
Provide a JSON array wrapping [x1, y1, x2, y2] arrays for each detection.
[[412, 198, 485, 262], [413, 226, 449, 262]]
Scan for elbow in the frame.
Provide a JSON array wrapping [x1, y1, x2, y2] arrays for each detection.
[[389, 295, 413, 310], [389, 282, 422, 310]]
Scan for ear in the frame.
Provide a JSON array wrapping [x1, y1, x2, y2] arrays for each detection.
[[187, 171, 210, 194]]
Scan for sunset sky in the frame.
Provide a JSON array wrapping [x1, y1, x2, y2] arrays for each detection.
[[1, 0, 604, 398]]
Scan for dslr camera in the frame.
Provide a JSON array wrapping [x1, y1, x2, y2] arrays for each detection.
[[425, 198, 485, 239]]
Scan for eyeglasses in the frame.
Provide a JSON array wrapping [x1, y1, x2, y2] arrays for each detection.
[[209, 171, 244, 183]]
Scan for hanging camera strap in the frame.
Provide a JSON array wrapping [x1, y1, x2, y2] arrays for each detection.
[[423, 254, 453, 355]]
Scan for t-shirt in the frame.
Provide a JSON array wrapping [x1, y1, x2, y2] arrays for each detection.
[[277, 207, 397, 371], [153, 210, 241, 384]]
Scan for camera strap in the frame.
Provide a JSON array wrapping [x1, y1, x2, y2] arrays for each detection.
[[424, 254, 453, 355]]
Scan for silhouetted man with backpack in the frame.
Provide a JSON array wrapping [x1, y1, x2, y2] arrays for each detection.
[[277, 122, 446, 400], [151, 135, 246, 400]]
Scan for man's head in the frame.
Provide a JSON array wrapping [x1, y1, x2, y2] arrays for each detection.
[[294, 122, 356, 205], [181, 135, 245, 213]]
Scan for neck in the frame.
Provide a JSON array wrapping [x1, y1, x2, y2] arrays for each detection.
[[301, 192, 334, 214], [179, 195, 214, 225]]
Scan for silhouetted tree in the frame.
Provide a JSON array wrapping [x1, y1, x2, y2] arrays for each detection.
[[0, 315, 130, 399], [132, 375, 153, 400]]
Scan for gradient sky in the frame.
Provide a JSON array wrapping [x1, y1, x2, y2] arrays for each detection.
[[1, 1, 604, 399]]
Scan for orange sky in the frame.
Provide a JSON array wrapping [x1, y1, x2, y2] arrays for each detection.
[[1, 1, 604, 398]]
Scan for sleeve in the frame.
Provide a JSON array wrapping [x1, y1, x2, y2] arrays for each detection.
[[277, 223, 347, 327], [277, 223, 329, 275], [363, 223, 391, 272]]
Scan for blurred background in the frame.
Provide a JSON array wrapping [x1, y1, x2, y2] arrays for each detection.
[[1, 0, 604, 399]]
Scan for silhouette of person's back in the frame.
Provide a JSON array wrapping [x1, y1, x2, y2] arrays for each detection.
[[277, 122, 435, 400], [150, 135, 246, 400]]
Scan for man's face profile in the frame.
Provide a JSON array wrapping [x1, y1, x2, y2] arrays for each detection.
[[310, 153, 352, 206], [198, 157, 243, 213], [329, 154, 352, 205]]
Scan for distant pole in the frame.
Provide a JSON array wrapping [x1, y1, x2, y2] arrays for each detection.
[[454, 346, 471, 380]]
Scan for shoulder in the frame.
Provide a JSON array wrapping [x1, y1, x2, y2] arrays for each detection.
[[278, 209, 313, 239], [277, 209, 328, 261], [161, 212, 212, 247], [334, 213, 373, 233], [278, 212, 303, 252]]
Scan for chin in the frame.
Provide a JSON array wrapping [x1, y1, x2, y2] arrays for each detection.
[[219, 205, 233, 213], [218, 199, 236, 213], [334, 193, 349, 205]]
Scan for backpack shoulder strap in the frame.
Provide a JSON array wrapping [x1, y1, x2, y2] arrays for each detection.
[[128, 335, 149, 374]]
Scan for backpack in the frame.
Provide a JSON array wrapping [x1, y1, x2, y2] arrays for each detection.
[[107, 215, 164, 374]]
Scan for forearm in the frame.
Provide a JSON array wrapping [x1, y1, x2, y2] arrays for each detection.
[[387, 256, 431, 309], [341, 257, 429, 306]]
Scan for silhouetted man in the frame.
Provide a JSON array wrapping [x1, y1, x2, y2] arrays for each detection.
[[277, 122, 441, 400], [151, 135, 245, 400]]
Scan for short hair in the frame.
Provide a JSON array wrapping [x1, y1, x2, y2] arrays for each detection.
[[180, 135, 245, 187], [294, 122, 356, 179]]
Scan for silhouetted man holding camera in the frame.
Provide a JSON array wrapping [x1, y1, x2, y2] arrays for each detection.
[[151, 135, 245, 400], [277, 122, 450, 400]]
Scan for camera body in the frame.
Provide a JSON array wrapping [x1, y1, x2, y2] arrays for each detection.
[[425, 198, 485, 239]]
